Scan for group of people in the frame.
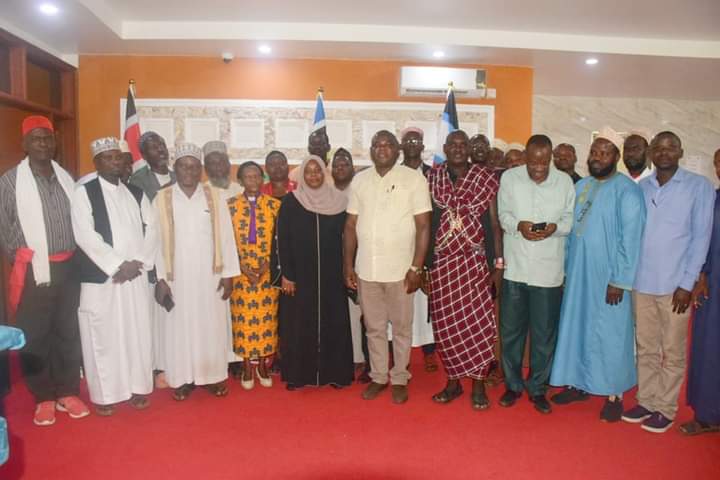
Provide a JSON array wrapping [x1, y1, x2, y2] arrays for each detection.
[[0, 114, 718, 439]]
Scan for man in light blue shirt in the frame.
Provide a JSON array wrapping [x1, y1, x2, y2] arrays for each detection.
[[622, 131, 715, 433]]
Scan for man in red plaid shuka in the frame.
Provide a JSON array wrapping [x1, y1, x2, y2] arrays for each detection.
[[428, 130, 502, 410]]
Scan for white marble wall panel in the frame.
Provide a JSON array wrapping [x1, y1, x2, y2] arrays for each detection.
[[230, 119, 265, 149], [121, 99, 494, 166], [275, 119, 309, 148], [139, 118, 174, 147], [362, 121, 397, 149], [533, 95, 720, 182], [326, 120, 353, 150]]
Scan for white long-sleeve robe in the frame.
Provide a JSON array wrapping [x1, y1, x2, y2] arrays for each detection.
[[206, 180, 245, 364], [71, 177, 158, 405], [155, 184, 240, 388]]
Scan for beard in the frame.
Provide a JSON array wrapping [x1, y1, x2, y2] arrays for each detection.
[[209, 176, 230, 189], [589, 161, 615, 178], [624, 156, 646, 172]]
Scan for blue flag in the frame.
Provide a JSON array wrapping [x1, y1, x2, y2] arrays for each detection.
[[434, 87, 459, 165], [313, 90, 326, 132]]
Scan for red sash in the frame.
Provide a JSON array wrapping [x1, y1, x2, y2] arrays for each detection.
[[8, 248, 74, 316]]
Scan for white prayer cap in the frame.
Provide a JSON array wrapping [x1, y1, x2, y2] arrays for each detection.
[[202, 140, 227, 157], [627, 128, 652, 144], [492, 138, 508, 153], [175, 142, 202, 162], [400, 127, 424, 140], [90, 137, 120, 157], [118, 140, 131, 153], [507, 142, 525, 152], [594, 126, 624, 153]]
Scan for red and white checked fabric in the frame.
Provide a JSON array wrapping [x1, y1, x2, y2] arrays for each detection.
[[428, 164, 499, 379]]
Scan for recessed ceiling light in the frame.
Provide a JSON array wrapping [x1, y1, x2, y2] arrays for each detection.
[[258, 45, 272, 54], [433, 50, 446, 58], [38, 3, 59, 15], [585, 58, 599, 65]]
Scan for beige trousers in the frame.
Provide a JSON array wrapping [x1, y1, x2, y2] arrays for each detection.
[[358, 279, 414, 385], [633, 291, 690, 420], [348, 299, 365, 364]]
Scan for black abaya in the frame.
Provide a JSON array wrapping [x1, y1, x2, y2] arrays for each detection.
[[274, 193, 353, 388]]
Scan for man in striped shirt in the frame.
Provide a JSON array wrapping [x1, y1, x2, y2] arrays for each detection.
[[0, 116, 88, 426]]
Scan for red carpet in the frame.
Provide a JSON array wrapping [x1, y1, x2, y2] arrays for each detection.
[[0, 350, 718, 480]]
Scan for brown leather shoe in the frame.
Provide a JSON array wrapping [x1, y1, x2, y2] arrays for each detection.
[[391, 385, 408, 404], [361, 382, 388, 400]]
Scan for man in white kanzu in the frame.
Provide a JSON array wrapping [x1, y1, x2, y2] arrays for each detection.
[[72, 137, 158, 416], [153, 143, 240, 401]]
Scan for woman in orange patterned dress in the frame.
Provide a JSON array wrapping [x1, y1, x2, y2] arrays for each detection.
[[228, 161, 281, 390]]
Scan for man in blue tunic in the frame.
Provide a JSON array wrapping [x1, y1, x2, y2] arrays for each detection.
[[550, 127, 646, 422], [681, 148, 720, 436]]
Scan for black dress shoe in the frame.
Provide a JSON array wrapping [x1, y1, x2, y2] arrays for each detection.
[[600, 398, 623, 423], [498, 389, 522, 407], [531, 395, 552, 414], [550, 386, 589, 405]]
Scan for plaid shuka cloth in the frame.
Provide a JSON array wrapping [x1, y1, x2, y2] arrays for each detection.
[[428, 164, 499, 379]]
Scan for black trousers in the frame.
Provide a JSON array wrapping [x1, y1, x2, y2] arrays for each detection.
[[500, 279, 562, 397], [15, 259, 81, 403]]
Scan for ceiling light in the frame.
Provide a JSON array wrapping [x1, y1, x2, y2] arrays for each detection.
[[258, 45, 272, 54], [585, 58, 599, 65], [433, 50, 446, 58], [38, 3, 59, 15]]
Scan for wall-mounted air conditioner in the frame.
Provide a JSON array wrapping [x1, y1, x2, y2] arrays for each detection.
[[400, 66, 496, 99]]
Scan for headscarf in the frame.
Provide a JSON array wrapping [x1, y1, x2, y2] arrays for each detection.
[[293, 155, 347, 215]]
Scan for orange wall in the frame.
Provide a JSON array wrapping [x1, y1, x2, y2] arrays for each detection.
[[78, 55, 533, 174]]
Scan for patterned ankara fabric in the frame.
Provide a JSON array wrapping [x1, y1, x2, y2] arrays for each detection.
[[428, 163, 499, 379], [228, 194, 281, 359]]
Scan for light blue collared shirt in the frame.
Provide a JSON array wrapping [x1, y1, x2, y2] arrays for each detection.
[[633, 167, 715, 295]]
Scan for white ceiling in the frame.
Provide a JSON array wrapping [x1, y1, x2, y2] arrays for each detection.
[[1, 0, 719, 99]]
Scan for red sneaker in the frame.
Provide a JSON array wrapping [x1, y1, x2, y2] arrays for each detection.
[[56, 396, 90, 419], [33, 401, 56, 426]]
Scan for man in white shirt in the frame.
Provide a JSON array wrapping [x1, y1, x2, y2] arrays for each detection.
[[344, 130, 432, 404], [497, 134, 575, 414], [72, 137, 158, 416], [622, 132, 653, 183], [129, 131, 176, 388]]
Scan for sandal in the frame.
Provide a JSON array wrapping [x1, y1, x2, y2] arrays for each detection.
[[172, 383, 195, 401], [424, 354, 439, 373], [204, 381, 229, 397], [471, 382, 490, 411], [94, 404, 115, 416], [680, 420, 720, 436], [129, 395, 150, 410], [432, 385, 464, 404], [484, 362, 504, 387]]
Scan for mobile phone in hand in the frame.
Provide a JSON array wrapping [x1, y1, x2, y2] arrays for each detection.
[[531, 222, 547, 232]]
